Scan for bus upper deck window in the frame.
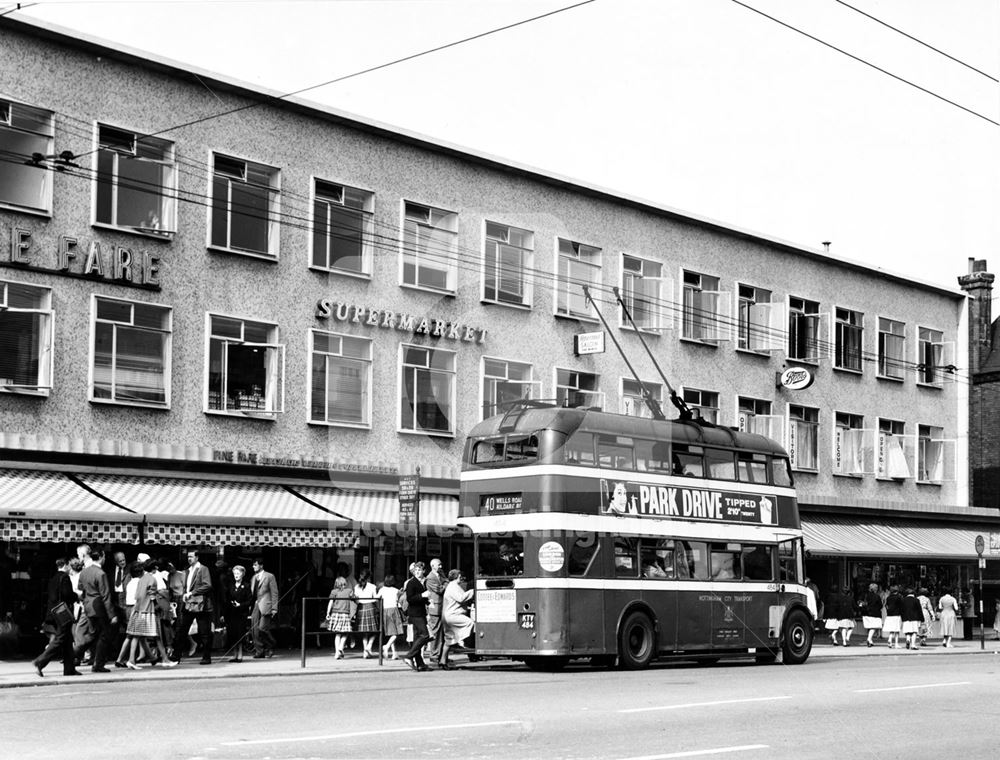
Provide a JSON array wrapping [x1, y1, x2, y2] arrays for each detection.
[[673, 445, 704, 477], [704, 448, 735, 480], [563, 432, 595, 465], [506, 435, 538, 461], [473, 439, 505, 464], [635, 440, 671, 472], [598, 435, 635, 470], [771, 456, 793, 486], [737, 452, 769, 483]]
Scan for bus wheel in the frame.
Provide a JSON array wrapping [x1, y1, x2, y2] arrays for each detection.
[[524, 656, 568, 672], [781, 609, 813, 665], [618, 611, 655, 670]]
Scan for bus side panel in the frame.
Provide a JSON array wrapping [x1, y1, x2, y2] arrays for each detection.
[[676, 588, 713, 651], [643, 587, 677, 652], [744, 590, 778, 649], [568, 588, 605, 656], [711, 588, 745, 647]]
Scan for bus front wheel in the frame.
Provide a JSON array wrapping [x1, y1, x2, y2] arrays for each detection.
[[781, 609, 813, 665], [618, 611, 655, 670]]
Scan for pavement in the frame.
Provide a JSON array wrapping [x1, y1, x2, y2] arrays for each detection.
[[2, 634, 999, 689]]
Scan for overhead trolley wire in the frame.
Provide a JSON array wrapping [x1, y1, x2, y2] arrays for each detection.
[[729, 0, 999, 127]]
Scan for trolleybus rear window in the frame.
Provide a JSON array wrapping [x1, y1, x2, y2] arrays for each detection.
[[477, 536, 525, 576]]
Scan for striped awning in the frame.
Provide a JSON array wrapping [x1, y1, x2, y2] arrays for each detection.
[[77, 474, 349, 528], [802, 515, 993, 559], [291, 486, 459, 531], [0, 469, 138, 521]]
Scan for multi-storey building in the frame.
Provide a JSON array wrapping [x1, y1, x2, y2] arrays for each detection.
[[1, 15, 996, 650]]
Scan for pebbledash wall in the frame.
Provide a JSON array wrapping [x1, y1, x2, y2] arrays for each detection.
[[0, 15, 994, 599]]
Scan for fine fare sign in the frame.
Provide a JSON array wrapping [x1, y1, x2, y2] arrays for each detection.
[[601, 478, 775, 525]]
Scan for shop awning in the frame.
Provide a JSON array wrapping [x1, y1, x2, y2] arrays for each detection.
[[75, 474, 355, 548], [292, 486, 459, 529], [802, 515, 990, 559], [0, 469, 142, 544]]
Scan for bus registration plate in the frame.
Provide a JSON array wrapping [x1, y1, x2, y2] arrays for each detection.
[[518, 612, 535, 630], [476, 589, 516, 623]]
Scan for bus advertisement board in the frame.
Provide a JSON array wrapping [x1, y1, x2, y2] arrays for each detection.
[[601, 478, 776, 524]]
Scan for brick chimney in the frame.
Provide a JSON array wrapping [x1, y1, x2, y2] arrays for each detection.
[[957, 257, 994, 373]]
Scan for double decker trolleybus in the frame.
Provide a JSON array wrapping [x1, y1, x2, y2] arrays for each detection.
[[459, 403, 817, 670]]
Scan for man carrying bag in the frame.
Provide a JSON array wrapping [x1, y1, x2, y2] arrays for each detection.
[[33, 558, 82, 677]]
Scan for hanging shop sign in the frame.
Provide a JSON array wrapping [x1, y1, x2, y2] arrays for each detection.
[[574, 331, 605, 356], [5, 226, 162, 289], [315, 299, 487, 344], [778, 367, 815, 391]]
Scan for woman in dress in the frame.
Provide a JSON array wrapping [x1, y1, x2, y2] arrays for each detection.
[[223, 565, 252, 662], [376, 574, 403, 659], [937, 586, 960, 647], [883, 585, 903, 649], [114, 562, 144, 668], [325, 576, 353, 658], [823, 584, 844, 645], [862, 582, 884, 648], [900, 588, 923, 650], [353, 570, 379, 658], [126, 559, 172, 669], [438, 569, 475, 669]]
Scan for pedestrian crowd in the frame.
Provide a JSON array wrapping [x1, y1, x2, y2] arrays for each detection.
[[31, 544, 287, 676], [322, 557, 477, 671], [818, 579, 999, 650]]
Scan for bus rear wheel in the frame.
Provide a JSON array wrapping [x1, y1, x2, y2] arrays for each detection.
[[781, 609, 813, 665], [618, 611, 655, 670]]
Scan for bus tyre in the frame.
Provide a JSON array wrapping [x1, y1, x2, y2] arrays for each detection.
[[781, 609, 813, 665], [618, 611, 655, 670]]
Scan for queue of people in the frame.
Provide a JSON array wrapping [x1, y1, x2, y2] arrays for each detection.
[[821, 581, 997, 649]]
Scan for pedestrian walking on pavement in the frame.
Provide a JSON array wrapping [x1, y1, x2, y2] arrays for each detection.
[[401, 561, 431, 672], [31, 558, 81, 677], [961, 587, 977, 641], [993, 599, 1000, 640], [836, 586, 856, 646], [937, 587, 959, 647], [353, 570, 379, 658], [250, 558, 279, 660], [862, 582, 884, 648], [173, 549, 214, 665], [325, 576, 353, 659], [824, 584, 844, 645], [439, 569, 475, 669], [76, 549, 118, 673], [222, 564, 252, 662], [917, 588, 934, 646], [377, 575, 403, 659], [901, 588, 923, 650], [883, 585, 903, 649]]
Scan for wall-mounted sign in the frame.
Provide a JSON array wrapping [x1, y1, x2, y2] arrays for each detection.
[[5, 225, 162, 289], [574, 331, 605, 356], [778, 367, 814, 391], [316, 300, 487, 344]]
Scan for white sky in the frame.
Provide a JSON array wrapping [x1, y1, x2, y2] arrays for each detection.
[[13, 0, 1000, 291]]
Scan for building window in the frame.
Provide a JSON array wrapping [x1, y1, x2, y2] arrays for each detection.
[[555, 238, 601, 319], [206, 314, 284, 418], [737, 284, 777, 352], [555, 368, 603, 409], [95, 124, 176, 235], [400, 344, 456, 435], [621, 378, 662, 418], [0, 280, 53, 395], [621, 255, 664, 331], [309, 330, 371, 427], [833, 412, 865, 476], [918, 326, 950, 386], [681, 387, 719, 423], [0, 100, 54, 214], [311, 180, 373, 276], [788, 296, 823, 361], [834, 308, 863, 372], [917, 424, 950, 483], [209, 154, 280, 258], [482, 357, 537, 419], [91, 297, 171, 407], [483, 221, 533, 307], [877, 418, 910, 479], [682, 270, 728, 343], [737, 396, 779, 440], [402, 201, 458, 292], [878, 317, 905, 380], [788, 405, 819, 471]]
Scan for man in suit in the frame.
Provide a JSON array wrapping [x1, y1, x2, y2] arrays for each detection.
[[108, 551, 128, 654], [250, 558, 279, 659], [32, 558, 81, 677], [424, 558, 446, 666], [173, 549, 213, 665], [77, 549, 117, 673]]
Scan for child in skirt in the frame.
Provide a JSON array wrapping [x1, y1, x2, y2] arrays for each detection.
[[377, 575, 404, 659], [325, 577, 354, 659]]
